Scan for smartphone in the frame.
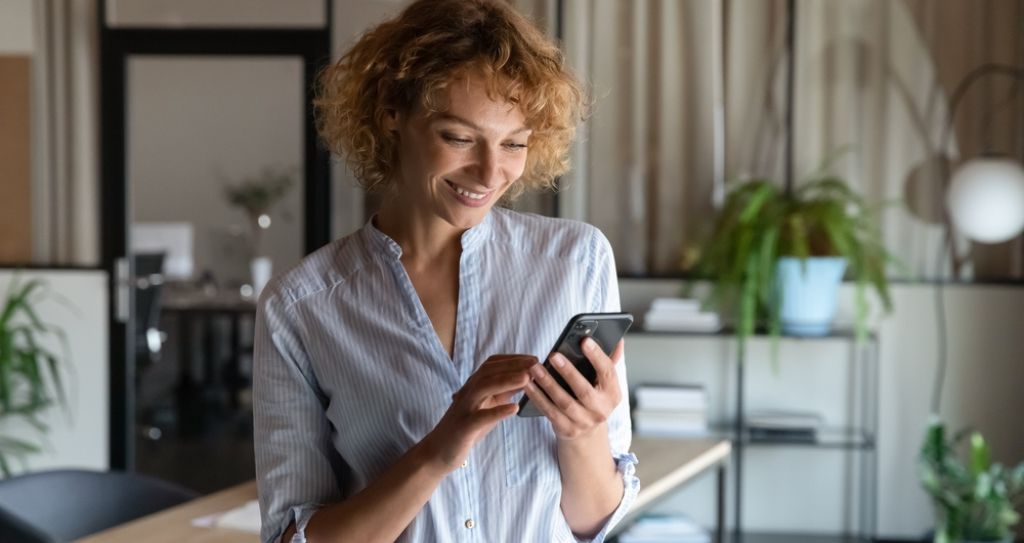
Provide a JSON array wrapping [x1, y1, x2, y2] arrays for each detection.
[[517, 312, 634, 417]]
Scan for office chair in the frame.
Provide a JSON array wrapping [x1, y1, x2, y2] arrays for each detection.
[[134, 252, 170, 440], [134, 252, 167, 369], [0, 469, 198, 542]]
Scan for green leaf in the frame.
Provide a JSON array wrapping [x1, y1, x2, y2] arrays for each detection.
[[971, 433, 992, 476]]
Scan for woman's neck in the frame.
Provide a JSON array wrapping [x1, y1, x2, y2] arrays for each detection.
[[375, 199, 464, 268]]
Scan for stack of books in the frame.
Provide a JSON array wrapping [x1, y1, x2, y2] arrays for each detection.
[[642, 297, 721, 333], [632, 384, 708, 437], [745, 409, 823, 443], [618, 513, 710, 543]]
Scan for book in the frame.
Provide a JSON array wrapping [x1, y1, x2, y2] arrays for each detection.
[[634, 384, 707, 411], [642, 311, 722, 332], [649, 297, 702, 313], [618, 513, 710, 543], [745, 409, 823, 431], [633, 409, 708, 437]]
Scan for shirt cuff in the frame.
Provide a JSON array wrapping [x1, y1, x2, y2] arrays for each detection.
[[284, 504, 320, 543], [566, 451, 641, 543]]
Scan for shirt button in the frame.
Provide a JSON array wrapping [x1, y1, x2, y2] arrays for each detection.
[[465, 518, 475, 529], [461, 460, 468, 468]]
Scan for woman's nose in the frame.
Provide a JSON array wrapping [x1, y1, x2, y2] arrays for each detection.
[[474, 148, 503, 189]]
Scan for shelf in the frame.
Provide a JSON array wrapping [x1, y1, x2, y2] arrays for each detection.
[[726, 533, 873, 543], [709, 426, 875, 450], [612, 531, 873, 543], [628, 326, 875, 341]]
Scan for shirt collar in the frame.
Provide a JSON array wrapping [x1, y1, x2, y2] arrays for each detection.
[[362, 211, 494, 259]]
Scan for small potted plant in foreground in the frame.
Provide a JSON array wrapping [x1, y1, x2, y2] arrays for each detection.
[[920, 419, 1024, 543], [689, 170, 896, 354]]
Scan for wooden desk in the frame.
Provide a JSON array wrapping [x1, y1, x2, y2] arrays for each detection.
[[76, 481, 259, 543], [614, 437, 732, 540], [80, 438, 730, 543]]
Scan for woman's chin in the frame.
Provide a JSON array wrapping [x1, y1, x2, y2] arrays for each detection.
[[443, 205, 491, 230]]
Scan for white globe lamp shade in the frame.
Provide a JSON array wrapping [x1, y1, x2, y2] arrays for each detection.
[[946, 157, 1024, 243]]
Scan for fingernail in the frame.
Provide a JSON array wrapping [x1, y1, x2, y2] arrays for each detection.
[[551, 354, 565, 367], [584, 338, 597, 351]]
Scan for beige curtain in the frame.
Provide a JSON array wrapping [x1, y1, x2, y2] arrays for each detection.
[[32, 0, 101, 266], [562, 0, 723, 276], [563, 0, 1024, 279], [730, 0, 1024, 280]]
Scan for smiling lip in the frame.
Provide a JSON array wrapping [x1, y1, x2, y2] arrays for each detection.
[[445, 179, 493, 208]]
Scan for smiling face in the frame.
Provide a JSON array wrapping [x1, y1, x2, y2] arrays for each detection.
[[385, 72, 531, 231]]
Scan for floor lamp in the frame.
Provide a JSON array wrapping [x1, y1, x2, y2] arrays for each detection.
[[932, 63, 1024, 415]]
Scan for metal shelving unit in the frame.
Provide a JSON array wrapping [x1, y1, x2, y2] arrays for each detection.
[[629, 328, 880, 543]]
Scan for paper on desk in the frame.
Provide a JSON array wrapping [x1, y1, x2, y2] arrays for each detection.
[[191, 499, 262, 534]]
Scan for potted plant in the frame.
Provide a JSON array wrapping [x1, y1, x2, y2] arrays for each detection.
[[689, 172, 895, 353], [0, 277, 70, 476], [223, 166, 295, 297], [920, 419, 1024, 543]]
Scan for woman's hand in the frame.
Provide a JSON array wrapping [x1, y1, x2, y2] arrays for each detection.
[[422, 354, 536, 471], [523, 339, 624, 441]]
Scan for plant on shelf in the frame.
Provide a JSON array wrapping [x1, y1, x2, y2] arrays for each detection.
[[920, 419, 1024, 543], [223, 166, 295, 257], [0, 277, 70, 477], [689, 168, 897, 354], [224, 166, 296, 298]]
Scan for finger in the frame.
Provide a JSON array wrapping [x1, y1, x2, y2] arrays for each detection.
[[528, 363, 583, 417], [523, 381, 572, 427], [471, 356, 537, 382], [548, 353, 599, 408], [463, 356, 536, 391], [482, 354, 538, 369], [464, 370, 531, 406], [453, 369, 527, 402], [581, 337, 617, 384], [473, 402, 520, 429]]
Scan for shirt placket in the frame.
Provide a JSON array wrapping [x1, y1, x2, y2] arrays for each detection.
[[454, 247, 483, 542]]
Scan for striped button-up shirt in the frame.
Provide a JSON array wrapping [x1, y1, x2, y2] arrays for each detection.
[[254, 207, 639, 543]]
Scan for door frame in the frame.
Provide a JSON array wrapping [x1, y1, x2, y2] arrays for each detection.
[[98, 4, 332, 470]]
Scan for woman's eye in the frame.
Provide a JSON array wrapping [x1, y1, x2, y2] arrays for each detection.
[[441, 134, 473, 145], [503, 142, 528, 151]]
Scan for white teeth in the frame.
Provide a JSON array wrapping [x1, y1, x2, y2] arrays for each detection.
[[451, 182, 486, 200]]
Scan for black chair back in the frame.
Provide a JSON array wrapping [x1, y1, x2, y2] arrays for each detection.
[[133, 252, 166, 363], [0, 469, 197, 542]]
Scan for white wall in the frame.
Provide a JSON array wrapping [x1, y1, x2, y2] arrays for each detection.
[[128, 56, 305, 284], [620, 279, 1024, 539], [0, 269, 109, 474], [0, 0, 33, 53]]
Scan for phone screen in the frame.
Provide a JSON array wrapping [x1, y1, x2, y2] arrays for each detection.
[[517, 312, 633, 417]]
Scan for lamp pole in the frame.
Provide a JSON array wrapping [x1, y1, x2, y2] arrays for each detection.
[[784, 0, 796, 195], [932, 64, 1024, 416]]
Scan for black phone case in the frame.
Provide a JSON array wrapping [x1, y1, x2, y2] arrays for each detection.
[[517, 312, 633, 417]]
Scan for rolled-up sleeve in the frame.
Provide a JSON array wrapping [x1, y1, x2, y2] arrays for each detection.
[[566, 229, 641, 542], [253, 286, 343, 543]]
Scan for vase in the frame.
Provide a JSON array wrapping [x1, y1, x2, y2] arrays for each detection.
[[776, 256, 847, 336], [250, 256, 273, 299]]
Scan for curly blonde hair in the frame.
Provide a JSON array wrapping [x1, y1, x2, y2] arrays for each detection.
[[314, 0, 587, 199]]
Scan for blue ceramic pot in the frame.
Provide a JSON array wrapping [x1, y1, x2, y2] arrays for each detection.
[[776, 256, 847, 336]]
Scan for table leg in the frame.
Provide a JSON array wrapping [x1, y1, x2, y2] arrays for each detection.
[[716, 463, 726, 543], [228, 313, 241, 409]]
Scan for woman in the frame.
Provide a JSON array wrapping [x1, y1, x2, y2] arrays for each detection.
[[254, 1, 638, 541]]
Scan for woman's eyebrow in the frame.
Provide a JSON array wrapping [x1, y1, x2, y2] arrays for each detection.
[[434, 112, 531, 135]]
